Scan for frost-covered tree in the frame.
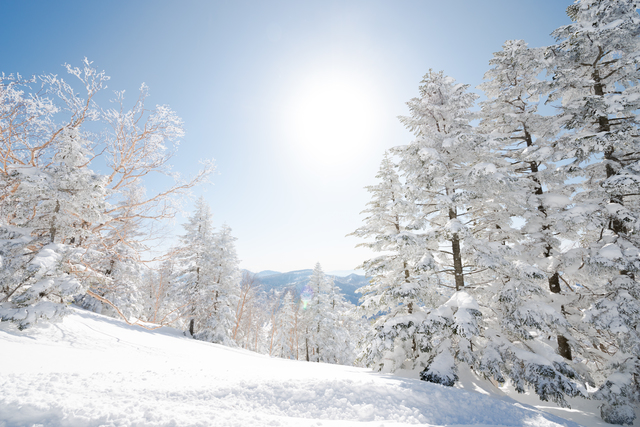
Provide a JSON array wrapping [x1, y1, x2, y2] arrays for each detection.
[[0, 226, 83, 329], [173, 196, 217, 337], [546, 1, 640, 423], [394, 69, 512, 295], [233, 271, 263, 346], [324, 276, 360, 366], [300, 263, 331, 362], [476, 39, 588, 405], [352, 153, 434, 371], [140, 259, 176, 324], [272, 290, 297, 359], [299, 263, 357, 364], [0, 128, 109, 328], [355, 69, 586, 407], [391, 71, 510, 383], [198, 224, 241, 345], [0, 60, 214, 328], [173, 200, 240, 345], [79, 185, 149, 320], [478, 39, 570, 312]]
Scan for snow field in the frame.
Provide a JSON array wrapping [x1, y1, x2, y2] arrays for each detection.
[[1, 308, 581, 427]]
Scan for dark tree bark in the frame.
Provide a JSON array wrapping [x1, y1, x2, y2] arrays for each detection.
[[449, 207, 465, 292]]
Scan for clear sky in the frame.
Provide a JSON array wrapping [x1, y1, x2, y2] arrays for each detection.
[[1, 0, 570, 274]]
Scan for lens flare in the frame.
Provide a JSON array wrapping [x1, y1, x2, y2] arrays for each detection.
[[300, 285, 314, 310]]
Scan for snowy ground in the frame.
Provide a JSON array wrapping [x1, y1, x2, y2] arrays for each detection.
[[0, 308, 624, 427]]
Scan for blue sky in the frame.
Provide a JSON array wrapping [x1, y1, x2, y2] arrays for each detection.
[[2, 0, 570, 273]]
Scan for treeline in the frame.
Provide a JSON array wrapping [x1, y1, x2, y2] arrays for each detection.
[[146, 198, 362, 364], [352, 1, 640, 424]]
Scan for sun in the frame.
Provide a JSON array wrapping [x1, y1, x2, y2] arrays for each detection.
[[283, 69, 378, 168]]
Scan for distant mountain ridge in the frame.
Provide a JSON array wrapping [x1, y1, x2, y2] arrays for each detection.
[[255, 270, 281, 278], [246, 269, 369, 305]]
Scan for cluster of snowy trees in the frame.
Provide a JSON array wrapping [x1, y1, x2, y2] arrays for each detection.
[[0, 60, 213, 330], [0, 60, 246, 349], [146, 209, 361, 362], [0, 57, 360, 360], [134, 195, 360, 361], [166, 197, 242, 344], [353, 1, 640, 424], [230, 263, 361, 365]]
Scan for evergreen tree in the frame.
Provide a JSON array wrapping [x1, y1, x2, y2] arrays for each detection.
[[325, 276, 360, 366], [173, 200, 240, 345], [198, 224, 241, 345], [301, 263, 330, 362], [352, 153, 434, 372], [547, 1, 640, 423], [299, 263, 356, 364], [392, 70, 509, 384], [273, 290, 297, 359], [173, 196, 217, 338], [356, 69, 586, 407], [476, 39, 587, 406]]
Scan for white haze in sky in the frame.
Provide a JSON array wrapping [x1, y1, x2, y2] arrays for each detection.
[[0, 0, 570, 272]]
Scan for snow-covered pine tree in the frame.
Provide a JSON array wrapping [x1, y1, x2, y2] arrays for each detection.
[[325, 276, 359, 366], [300, 263, 331, 362], [273, 290, 297, 359], [173, 201, 240, 345], [173, 196, 218, 338], [198, 224, 241, 345], [547, 1, 640, 423], [391, 70, 511, 385], [298, 263, 356, 364], [476, 40, 587, 406], [351, 153, 432, 372], [355, 69, 585, 406]]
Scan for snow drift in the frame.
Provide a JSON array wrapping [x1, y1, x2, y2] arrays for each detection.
[[1, 308, 583, 427]]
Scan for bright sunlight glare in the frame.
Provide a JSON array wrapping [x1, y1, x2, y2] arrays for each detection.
[[284, 69, 378, 168]]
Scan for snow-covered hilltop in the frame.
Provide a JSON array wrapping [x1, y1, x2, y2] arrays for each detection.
[[0, 308, 585, 427]]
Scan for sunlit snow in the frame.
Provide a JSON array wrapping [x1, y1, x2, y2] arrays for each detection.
[[1, 308, 584, 427]]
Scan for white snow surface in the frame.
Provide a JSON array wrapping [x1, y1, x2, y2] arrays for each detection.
[[0, 308, 585, 427], [597, 243, 624, 260]]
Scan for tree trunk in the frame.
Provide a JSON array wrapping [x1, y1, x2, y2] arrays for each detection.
[[449, 207, 464, 292], [316, 323, 321, 362], [548, 272, 572, 360], [557, 335, 572, 361], [50, 200, 60, 243], [305, 332, 310, 362], [594, 67, 625, 235]]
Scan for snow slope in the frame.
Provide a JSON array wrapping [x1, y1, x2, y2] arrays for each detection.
[[1, 308, 583, 427]]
